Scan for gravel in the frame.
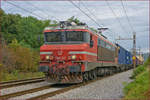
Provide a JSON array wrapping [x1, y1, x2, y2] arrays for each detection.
[[9, 87, 59, 100], [47, 70, 133, 99], [0, 81, 52, 95]]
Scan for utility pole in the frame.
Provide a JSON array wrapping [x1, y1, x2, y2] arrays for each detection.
[[0, 0, 1, 62], [115, 32, 136, 70], [133, 32, 136, 70], [0, 1, 2, 83], [138, 47, 141, 56]]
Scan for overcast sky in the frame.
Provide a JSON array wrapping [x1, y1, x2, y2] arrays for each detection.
[[1, 0, 149, 53]]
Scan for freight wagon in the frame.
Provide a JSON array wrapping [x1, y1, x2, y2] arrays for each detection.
[[115, 43, 133, 71]]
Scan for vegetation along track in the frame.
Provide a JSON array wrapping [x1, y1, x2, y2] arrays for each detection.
[[0, 77, 44, 89]]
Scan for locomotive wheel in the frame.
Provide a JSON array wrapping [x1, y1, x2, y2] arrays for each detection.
[[88, 71, 93, 80], [97, 68, 101, 76], [110, 68, 114, 75], [114, 67, 117, 73], [108, 68, 112, 75], [116, 67, 120, 73], [100, 68, 105, 76], [89, 70, 97, 80], [95, 68, 98, 77], [103, 68, 106, 76], [93, 70, 97, 79], [83, 72, 88, 81]]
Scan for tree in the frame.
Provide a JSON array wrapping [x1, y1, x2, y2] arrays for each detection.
[[1, 11, 51, 49]]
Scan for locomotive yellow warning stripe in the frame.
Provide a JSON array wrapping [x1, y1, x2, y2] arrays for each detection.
[[69, 51, 97, 56]]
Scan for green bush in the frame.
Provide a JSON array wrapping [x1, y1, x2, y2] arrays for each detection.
[[132, 65, 146, 79], [124, 71, 149, 99], [131, 57, 149, 79], [143, 57, 150, 67], [123, 57, 150, 99]]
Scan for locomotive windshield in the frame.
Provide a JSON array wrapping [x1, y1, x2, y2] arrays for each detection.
[[66, 31, 83, 41], [45, 32, 62, 42], [44, 31, 89, 43]]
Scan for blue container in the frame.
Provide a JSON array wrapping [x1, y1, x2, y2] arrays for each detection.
[[116, 44, 132, 65]]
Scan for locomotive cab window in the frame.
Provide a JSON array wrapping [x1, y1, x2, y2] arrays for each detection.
[[66, 31, 83, 42], [45, 32, 62, 42], [44, 31, 90, 44]]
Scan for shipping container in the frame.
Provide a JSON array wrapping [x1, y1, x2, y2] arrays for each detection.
[[116, 43, 132, 65]]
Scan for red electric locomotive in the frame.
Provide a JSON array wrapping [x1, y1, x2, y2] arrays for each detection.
[[39, 21, 122, 83]]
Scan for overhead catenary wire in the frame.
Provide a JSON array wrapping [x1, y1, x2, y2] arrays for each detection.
[[80, 1, 117, 42], [105, 0, 129, 34], [70, 0, 117, 41], [6, 1, 46, 20], [120, 0, 135, 32], [25, 1, 60, 21], [70, 1, 118, 42], [80, 1, 104, 27], [69, 0, 102, 28]]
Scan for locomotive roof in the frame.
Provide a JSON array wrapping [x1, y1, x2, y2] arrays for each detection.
[[44, 25, 88, 30]]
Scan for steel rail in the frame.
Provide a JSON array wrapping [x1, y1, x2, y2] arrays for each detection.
[[0, 78, 45, 89], [0, 85, 53, 99], [0, 77, 44, 85]]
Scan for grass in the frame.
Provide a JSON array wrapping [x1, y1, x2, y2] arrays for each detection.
[[123, 57, 150, 99], [1, 70, 45, 82]]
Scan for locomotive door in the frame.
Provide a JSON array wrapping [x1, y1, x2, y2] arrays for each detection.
[[97, 38, 103, 61]]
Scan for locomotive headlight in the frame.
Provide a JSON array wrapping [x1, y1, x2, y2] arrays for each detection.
[[71, 55, 76, 60], [46, 55, 50, 60]]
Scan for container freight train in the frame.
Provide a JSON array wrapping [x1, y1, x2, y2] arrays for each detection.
[[39, 21, 141, 83]]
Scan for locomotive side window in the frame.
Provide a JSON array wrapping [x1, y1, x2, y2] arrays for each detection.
[[106, 43, 111, 50], [98, 38, 100, 46], [100, 40, 106, 48], [99, 39, 115, 51]]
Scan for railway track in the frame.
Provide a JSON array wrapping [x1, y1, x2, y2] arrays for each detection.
[[27, 79, 100, 100], [0, 85, 53, 99], [0, 73, 117, 100], [0, 69, 131, 100], [0, 77, 45, 89], [0, 79, 96, 100], [27, 69, 132, 100]]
